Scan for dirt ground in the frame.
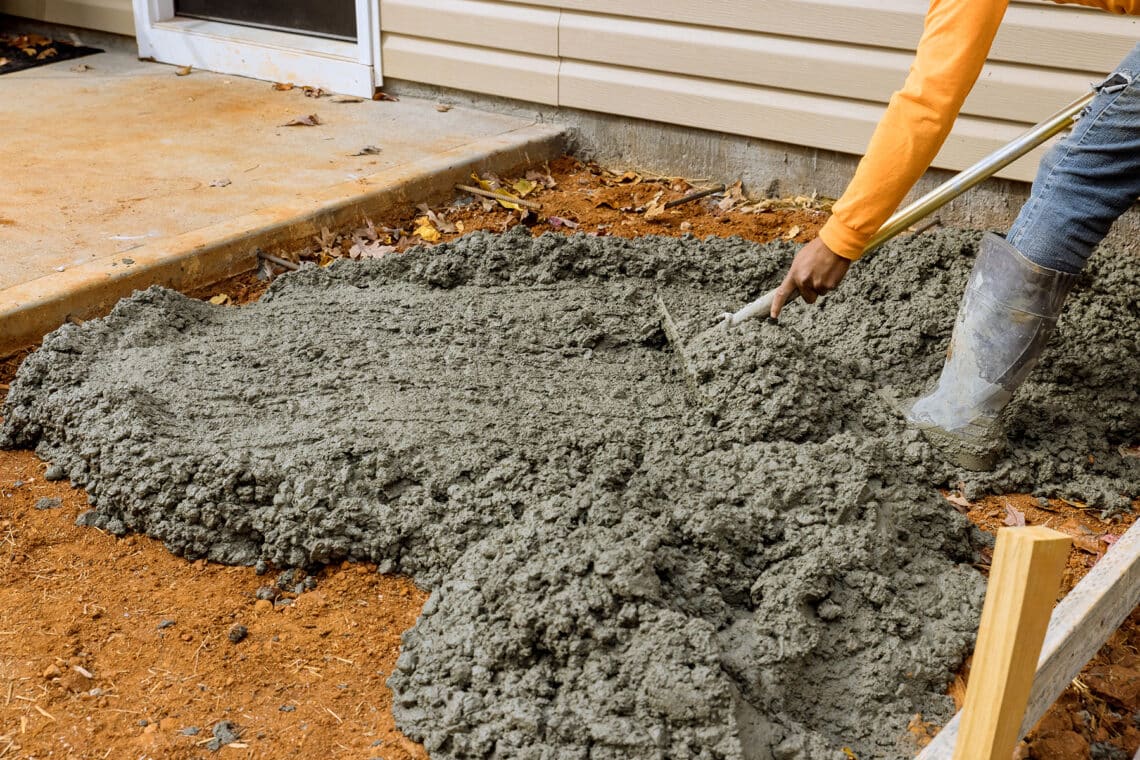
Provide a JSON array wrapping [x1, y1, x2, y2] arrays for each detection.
[[2, 156, 1137, 759]]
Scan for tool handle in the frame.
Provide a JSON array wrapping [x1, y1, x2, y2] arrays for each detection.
[[724, 287, 797, 326], [727, 90, 1094, 325]]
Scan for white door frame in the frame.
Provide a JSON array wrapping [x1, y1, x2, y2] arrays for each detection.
[[132, 0, 381, 97]]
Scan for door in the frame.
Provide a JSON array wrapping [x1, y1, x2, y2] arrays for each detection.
[[173, 0, 357, 41], [133, 0, 380, 97]]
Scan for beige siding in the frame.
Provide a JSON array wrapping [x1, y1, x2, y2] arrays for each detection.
[[0, 0, 134, 35], [380, 0, 1138, 182]]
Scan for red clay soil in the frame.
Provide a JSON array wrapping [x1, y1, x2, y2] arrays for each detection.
[[3, 156, 1137, 759]]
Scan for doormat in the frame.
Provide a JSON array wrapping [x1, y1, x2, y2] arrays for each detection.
[[0, 32, 101, 75]]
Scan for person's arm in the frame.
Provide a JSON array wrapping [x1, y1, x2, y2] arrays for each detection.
[[772, 0, 1011, 316]]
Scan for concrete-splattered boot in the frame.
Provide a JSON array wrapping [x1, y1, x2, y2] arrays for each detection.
[[906, 233, 1078, 471]]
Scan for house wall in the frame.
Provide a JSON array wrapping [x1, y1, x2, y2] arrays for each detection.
[[0, 0, 133, 36], [378, 0, 1140, 182]]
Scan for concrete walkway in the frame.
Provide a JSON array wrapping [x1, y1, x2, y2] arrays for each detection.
[[0, 42, 563, 352]]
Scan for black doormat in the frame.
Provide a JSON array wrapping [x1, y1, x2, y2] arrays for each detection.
[[0, 32, 101, 75]]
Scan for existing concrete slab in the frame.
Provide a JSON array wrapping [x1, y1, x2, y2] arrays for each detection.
[[0, 43, 564, 353]]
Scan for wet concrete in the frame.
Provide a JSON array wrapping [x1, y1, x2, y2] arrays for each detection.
[[3, 228, 1137, 758]]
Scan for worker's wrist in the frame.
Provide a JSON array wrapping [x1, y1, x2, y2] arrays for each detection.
[[819, 218, 866, 261]]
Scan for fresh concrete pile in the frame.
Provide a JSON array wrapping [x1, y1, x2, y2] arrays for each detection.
[[4, 227, 1137, 759]]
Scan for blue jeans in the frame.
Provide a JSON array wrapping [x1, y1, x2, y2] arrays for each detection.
[[1007, 42, 1140, 274]]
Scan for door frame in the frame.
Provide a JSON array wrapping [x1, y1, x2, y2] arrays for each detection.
[[131, 0, 381, 97]]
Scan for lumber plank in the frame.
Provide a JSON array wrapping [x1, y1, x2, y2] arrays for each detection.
[[951, 526, 1071, 760], [920, 519, 1140, 758]]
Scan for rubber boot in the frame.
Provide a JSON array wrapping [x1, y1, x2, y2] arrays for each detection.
[[906, 233, 1078, 471]]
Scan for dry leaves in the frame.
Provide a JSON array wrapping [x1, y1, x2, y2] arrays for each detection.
[[281, 114, 321, 127], [470, 173, 524, 211], [70, 63, 91, 72], [331, 95, 363, 103], [643, 191, 667, 221], [413, 218, 441, 243], [273, 82, 295, 91], [782, 224, 802, 241], [943, 492, 971, 514], [208, 294, 231, 306], [1002, 502, 1027, 527], [435, 104, 453, 112], [175, 64, 192, 76], [373, 91, 399, 102]]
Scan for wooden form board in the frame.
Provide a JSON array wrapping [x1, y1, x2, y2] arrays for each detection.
[[920, 518, 1140, 758]]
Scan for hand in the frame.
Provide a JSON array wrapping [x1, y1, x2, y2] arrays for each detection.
[[770, 236, 852, 319]]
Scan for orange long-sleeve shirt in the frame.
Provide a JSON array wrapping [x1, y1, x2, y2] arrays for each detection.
[[819, 0, 1140, 260]]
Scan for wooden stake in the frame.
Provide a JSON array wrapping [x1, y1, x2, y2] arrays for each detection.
[[952, 526, 1071, 760], [920, 519, 1140, 758]]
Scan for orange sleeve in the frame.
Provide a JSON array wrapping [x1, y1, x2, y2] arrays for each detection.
[[819, 0, 1011, 260]]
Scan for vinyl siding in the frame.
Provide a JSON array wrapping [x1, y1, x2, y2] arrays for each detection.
[[379, 0, 1139, 181], [0, 0, 134, 36]]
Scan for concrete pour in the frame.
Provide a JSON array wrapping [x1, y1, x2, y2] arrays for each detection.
[[3, 228, 1137, 759]]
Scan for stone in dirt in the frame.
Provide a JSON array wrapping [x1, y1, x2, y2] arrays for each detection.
[[3, 228, 1137, 759]]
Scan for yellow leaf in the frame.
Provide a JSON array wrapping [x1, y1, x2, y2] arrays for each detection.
[[176, 64, 192, 76], [455, 220, 466, 233], [782, 225, 802, 241], [841, 749, 858, 760], [208, 294, 231, 306], [470, 173, 522, 211], [414, 217, 441, 243], [512, 179, 537, 198]]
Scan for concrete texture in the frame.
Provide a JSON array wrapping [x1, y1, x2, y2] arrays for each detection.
[[0, 38, 564, 352], [5, 228, 1135, 757], [385, 78, 1140, 250]]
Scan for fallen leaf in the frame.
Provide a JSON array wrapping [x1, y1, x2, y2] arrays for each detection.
[[273, 82, 295, 91], [1073, 534, 1102, 555], [617, 171, 642, 185], [841, 748, 858, 759], [208, 178, 231, 188], [435, 104, 453, 112], [373, 91, 399, 102], [281, 113, 321, 127], [643, 192, 667, 221], [302, 86, 326, 98], [36, 47, 57, 59], [717, 180, 745, 212], [526, 169, 557, 189], [944, 493, 971, 513], [175, 64, 193, 76], [70, 63, 91, 72], [331, 95, 363, 103], [471, 173, 522, 210], [782, 224, 802, 241], [351, 145, 382, 156], [1002, 503, 1026, 527], [416, 204, 457, 234], [546, 216, 579, 230], [208, 294, 231, 306], [0, 58, 8, 68], [413, 217, 441, 243], [455, 220, 465, 233], [512, 178, 537, 197]]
